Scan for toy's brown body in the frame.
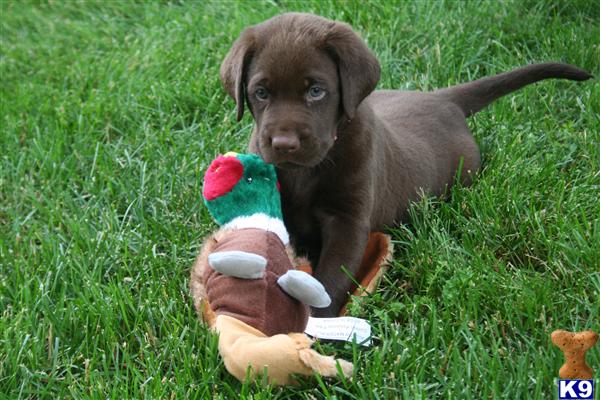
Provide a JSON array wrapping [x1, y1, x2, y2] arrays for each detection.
[[189, 226, 352, 385], [202, 228, 309, 336]]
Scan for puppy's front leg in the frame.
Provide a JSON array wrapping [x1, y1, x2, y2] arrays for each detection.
[[312, 215, 369, 317]]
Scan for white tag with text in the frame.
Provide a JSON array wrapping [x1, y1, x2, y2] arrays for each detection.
[[304, 317, 371, 346]]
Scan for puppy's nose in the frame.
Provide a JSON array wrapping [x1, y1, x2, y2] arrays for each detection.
[[271, 135, 300, 153]]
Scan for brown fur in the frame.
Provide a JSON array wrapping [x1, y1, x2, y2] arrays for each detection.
[[220, 12, 592, 316]]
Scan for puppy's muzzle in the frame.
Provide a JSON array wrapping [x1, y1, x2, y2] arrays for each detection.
[[271, 134, 300, 153]]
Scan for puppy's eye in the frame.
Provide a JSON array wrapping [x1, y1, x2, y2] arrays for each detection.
[[254, 88, 269, 101], [307, 86, 326, 100]]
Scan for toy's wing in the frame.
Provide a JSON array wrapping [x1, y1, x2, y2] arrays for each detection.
[[208, 251, 267, 279], [277, 270, 331, 308]]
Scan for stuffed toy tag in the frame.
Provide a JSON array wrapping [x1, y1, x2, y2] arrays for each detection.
[[305, 317, 372, 346]]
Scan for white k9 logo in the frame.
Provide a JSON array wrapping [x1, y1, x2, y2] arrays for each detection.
[[558, 380, 594, 399]]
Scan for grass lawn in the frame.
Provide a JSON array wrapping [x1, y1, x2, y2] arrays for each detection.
[[1, 0, 599, 398]]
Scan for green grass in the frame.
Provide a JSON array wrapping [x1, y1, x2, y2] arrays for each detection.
[[1, 0, 598, 398]]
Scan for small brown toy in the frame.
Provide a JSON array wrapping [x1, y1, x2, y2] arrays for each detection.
[[191, 153, 352, 385], [551, 329, 598, 379]]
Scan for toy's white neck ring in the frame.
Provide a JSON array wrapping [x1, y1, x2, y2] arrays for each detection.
[[222, 213, 289, 245]]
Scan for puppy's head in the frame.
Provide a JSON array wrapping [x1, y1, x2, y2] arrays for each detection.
[[220, 13, 380, 169]]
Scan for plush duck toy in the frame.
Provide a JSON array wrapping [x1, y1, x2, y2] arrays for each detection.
[[190, 152, 353, 385]]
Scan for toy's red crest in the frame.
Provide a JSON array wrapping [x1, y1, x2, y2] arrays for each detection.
[[203, 155, 244, 201]]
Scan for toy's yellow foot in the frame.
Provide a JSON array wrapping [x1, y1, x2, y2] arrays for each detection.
[[215, 315, 353, 385]]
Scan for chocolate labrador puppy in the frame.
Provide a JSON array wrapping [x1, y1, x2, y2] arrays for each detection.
[[219, 13, 592, 316]]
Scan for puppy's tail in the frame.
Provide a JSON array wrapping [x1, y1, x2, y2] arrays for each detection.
[[435, 62, 593, 117]]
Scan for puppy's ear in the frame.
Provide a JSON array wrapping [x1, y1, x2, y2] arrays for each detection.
[[325, 23, 380, 120], [220, 28, 255, 121]]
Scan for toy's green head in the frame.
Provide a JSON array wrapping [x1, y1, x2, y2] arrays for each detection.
[[202, 153, 282, 226]]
